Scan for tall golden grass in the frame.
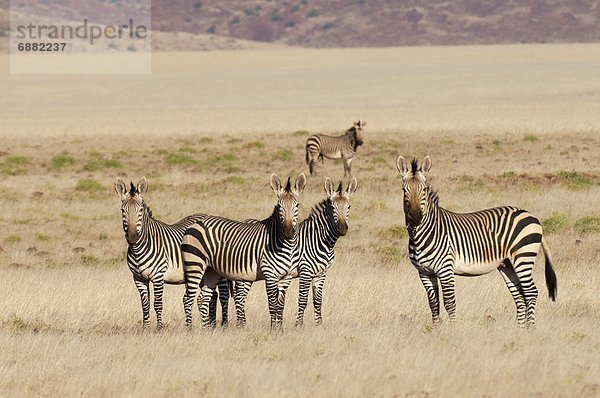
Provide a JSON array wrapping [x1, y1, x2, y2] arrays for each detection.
[[0, 45, 599, 396]]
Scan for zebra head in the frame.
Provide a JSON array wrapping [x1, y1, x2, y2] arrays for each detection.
[[324, 177, 358, 236], [270, 173, 306, 240], [396, 156, 432, 227], [114, 176, 149, 245], [350, 120, 366, 146]]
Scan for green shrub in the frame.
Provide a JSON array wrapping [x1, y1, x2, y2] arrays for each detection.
[[498, 171, 515, 178], [542, 214, 569, 234], [81, 254, 100, 266], [5, 235, 22, 243], [51, 152, 76, 170], [35, 233, 50, 242], [575, 216, 600, 234], [1, 156, 30, 175], [523, 134, 539, 142], [558, 171, 594, 191], [224, 176, 246, 185], [165, 152, 196, 165], [83, 158, 122, 171], [75, 179, 104, 192]]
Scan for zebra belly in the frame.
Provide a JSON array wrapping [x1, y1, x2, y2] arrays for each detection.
[[163, 266, 184, 284], [322, 151, 342, 159], [453, 259, 500, 276]]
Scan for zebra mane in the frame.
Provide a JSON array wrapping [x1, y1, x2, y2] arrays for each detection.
[[143, 202, 153, 218], [129, 182, 137, 196], [284, 177, 292, 191], [307, 198, 329, 220], [410, 158, 420, 175], [336, 181, 343, 193], [428, 187, 440, 206]]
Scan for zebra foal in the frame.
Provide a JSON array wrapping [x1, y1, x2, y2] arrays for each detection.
[[396, 156, 557, 327], [182, 173, 306, 331], [114, 177, 229, 330], [232, 177, 358, 328], [305, 121, 365, 177]]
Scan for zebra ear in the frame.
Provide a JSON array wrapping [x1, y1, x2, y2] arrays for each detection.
[[294, 173, 307, 195], [136, 177, 148, 198], [361, 121, 366, 127], [396, 156, 410, 178], [114, 177, 127, 198], [346, 178, 358, 196], [270, 173, 282, 195], [421, 156, 432, 173], [324, 177, 334, 196]]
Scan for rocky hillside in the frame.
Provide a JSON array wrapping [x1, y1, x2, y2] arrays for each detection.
[[2, 0, 600, 49]]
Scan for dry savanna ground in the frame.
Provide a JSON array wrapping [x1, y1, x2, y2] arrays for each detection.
[[0, 44, 600, 397]]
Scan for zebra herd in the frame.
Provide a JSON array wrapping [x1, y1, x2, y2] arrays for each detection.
[[114, 122, 557, 332]]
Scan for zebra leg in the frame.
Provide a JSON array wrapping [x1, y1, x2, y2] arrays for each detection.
[[419, 272, 441, 326], [134, 276, 151, 330], [438, 270, 457, 322], [265, 278, 282, 332], [152, 279, 165, 331], [312, 274, 327, 326], [295, 273, 312, 327], [233, 281, 252, 328], [309, 159, 319, 177], [513, 257, 538, 327], [201, 286, 218, 329], [498, 263, 527, 327], [218, 279, 230, 328], [343, 156, 353, 178], [199, 284, 218, 330], [182, 263, 207, 329], [275, 276, 293, 330]]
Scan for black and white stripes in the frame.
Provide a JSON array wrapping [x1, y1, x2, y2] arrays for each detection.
[[396, 156, 557, 327], [232, 177, 358, 328], [305, 121, 365, 177], [181, 173, 306, 331], [114, 177, 228, 330]]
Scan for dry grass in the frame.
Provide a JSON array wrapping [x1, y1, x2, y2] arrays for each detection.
[[0, 45, 600, 397]]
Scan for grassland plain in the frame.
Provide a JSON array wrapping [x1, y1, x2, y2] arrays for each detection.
[[0, 44, 600, 397]]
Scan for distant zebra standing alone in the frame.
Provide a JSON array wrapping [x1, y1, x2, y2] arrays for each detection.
[[305, 121, 366, 177], [181, 173, 306, 331], [396, 156, 557, 327], [114, 177, 229, 330], [232, 177, 358, 328]]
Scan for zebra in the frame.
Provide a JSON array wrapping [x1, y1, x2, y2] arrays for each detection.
[[305, 120, 366, 177], [181, 173, 306, 331], [395, 156, 557, 327], [231, 177, 358, 328], [114, 177, 230, 330]]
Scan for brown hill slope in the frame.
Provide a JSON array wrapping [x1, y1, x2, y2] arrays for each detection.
[[1, 0, 599, 48]]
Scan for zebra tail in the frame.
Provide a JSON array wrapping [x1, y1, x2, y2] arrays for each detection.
[[541, 237, 557, 301], [305, 145, 310, 165]]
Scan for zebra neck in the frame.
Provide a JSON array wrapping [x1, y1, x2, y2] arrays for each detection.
[[305, 199, 340, 247], [128, 213, 161, 257], [407, 205, 439, 242], [268, 206, 299, 247]]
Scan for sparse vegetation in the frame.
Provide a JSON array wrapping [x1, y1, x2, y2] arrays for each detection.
[[164, 152, 196, 165], [51, 152, 76, 170], [542, 213, 569, 234], [83, 157, 122, 171], [0, 156, 30, 175], [575, 216, 600, 234], [75, 179, 104, 192], [557, 171, 594, 191], [274, 149, 294, 161], [523, 134, 539, 142], [292, 130, 310, 137]]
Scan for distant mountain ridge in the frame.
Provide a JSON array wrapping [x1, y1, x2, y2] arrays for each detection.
[[2, 0, 599, 49]]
